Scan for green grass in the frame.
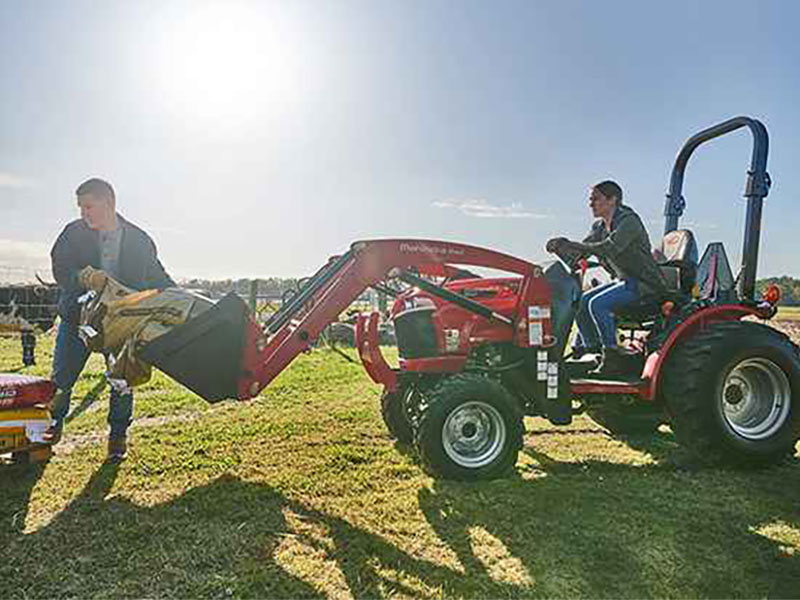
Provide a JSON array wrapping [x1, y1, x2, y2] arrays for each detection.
[[777, 306, 800, 321], [1, 332, 799, 598]]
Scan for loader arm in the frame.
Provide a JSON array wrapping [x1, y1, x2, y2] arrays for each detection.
[[237, 239, 540, 399], [141, 238, 543, 403]]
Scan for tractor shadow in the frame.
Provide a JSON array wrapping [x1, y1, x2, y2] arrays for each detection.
[[0, 465, 324, 598], [0, 464, 513, 598], [2, 435, 798, 598], [417, 438, 800, 598]]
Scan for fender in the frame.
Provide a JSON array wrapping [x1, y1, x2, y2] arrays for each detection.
[[643, 304, 768, 400]]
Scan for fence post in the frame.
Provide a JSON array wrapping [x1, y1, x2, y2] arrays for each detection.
[[249, 279, 258, 313]]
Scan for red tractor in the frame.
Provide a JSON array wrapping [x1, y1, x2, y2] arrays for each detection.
[[5, 117, 796, 476], [133, 116, 798, 479]]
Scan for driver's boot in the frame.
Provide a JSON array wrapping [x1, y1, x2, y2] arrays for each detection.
[[593, 346, 636, 377], [570, 344, 601, 360]]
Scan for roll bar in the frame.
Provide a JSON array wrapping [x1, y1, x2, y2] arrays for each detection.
[[663, 116, 770, 300]]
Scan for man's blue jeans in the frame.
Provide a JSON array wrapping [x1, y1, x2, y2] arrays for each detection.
[[51, 319, 133, 439], [575, 279, 640, 350]]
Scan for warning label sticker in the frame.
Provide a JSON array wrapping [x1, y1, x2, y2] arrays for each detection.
[[528, 306, 551, 320], [528, 322, 543, 346]]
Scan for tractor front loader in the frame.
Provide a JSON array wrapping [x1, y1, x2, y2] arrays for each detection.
[[136, 238, 581, 479]]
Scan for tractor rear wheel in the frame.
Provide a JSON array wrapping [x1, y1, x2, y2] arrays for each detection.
[[380, 387, 414, 444], [663, 321, 800, 466], [415, 373, 524, 480]]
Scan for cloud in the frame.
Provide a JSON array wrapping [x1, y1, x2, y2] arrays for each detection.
[[433, 198, 548, 219], [0, 173, 36, 189], [681, 220, 719, 231]]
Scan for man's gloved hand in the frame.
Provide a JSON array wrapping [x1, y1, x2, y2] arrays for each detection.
[[546, 237, 569, 253], [78, 266, 109, 292]]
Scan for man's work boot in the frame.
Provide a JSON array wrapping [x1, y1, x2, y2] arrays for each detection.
[[107, 436, 128, 463], [43, 422, 63, 445]]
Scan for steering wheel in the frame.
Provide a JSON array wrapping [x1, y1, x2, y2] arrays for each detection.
[[549, 244, 582, 272], [547, 242, 616, 289]]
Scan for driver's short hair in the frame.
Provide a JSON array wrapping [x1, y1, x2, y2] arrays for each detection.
[[593, 180, 623, 205], [76, 178, 115, 201]]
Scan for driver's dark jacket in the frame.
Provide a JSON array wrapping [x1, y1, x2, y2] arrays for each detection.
[[51, 215, 175, 322], [582, 204, 667, 294]]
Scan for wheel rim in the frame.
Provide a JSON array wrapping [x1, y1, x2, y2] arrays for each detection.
[[721, 357, 792, 441], [442, 401, 507, 468]]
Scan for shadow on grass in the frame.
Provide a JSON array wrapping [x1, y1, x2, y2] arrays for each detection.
[[1, 466, 500, 598], [64, 376, 107, 425], [0, 465, 321, 598], [1, 441, 798, 598], [0, 461, 47, 538], [418, 442, 800, 598]]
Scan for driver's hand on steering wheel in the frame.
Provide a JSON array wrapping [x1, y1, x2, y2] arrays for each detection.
[[545, 237, 569, 253]]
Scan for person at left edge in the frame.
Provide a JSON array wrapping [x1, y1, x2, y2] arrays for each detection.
[[47, 177, 175, 461]]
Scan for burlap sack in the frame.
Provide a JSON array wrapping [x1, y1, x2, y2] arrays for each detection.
[[78, 267, 214, 386]]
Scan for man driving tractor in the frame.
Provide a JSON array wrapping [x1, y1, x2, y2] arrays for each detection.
[[546, 180, 667, 375]]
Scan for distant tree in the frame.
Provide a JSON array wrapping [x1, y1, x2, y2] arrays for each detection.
[[756, 276, 800, 305]]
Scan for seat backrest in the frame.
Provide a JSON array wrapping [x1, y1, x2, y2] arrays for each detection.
[[653, 229, 698, 293], [658, 229, 699, 264], [696, 242, 735, 301]]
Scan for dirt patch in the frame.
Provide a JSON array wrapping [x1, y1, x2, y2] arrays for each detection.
[[53, 411, 204, 456]]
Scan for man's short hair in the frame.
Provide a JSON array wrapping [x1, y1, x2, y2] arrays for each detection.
[[593, 180, 623, 205], [76, 178, 115, 201]]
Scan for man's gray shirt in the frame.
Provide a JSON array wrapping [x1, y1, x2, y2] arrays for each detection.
[[99, 226, 123, 278]]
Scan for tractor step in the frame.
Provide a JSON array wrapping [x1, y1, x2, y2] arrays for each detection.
[[570, 378, 647, 395], [564, 355, 602, 378]]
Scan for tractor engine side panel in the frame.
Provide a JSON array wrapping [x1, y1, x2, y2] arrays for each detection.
[[392, 278, 520, 359], [392, 275, 556, 363]]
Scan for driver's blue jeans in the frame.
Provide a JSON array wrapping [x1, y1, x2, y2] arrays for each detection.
[[575, 279, 640, 350], [50, 319, 133, 439]]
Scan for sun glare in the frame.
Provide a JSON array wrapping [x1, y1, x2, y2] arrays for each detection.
[[154, 2, 300, 126]]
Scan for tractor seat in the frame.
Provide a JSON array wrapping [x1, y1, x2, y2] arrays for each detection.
[[653, 229, 699, 294], [615, 229, 698, 327]]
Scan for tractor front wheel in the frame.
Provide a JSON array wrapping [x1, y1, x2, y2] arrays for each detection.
[[663, 321, 800, 466], [415, 374, 524, 480]]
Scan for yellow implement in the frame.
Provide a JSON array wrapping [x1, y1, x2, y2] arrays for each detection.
[[0, 406, 53, 463]]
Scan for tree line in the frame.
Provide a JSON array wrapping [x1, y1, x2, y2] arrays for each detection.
[[180, 277, 301, 300], [755, 276, 800, 306]]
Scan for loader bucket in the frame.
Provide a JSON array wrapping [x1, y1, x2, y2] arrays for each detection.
[[138, 292, 251, 403]]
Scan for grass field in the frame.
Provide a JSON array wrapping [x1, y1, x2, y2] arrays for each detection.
[[1, 331, 799, 598], [778, 306, 800, 321]]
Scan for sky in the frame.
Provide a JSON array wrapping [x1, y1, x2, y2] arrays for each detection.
[[1, 0, 799, 283]]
